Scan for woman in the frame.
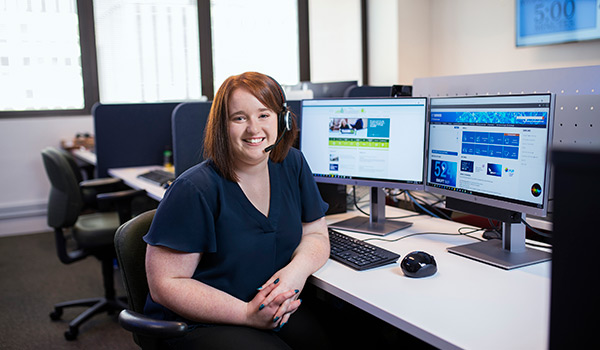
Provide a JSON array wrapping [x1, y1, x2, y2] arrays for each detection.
[[143, 72, 331, 349]]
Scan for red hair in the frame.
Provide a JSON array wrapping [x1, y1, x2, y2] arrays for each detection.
[[203, 72, 298, 182]]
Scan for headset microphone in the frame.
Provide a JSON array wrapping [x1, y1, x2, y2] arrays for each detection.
[[264, 127, 286, 153], [264, 106, 291, 152]]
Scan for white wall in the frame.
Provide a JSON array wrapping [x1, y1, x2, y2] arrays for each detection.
[[369, 0, 600, 85], [369, 0, 430, 86], [0, 116, 94, 236]]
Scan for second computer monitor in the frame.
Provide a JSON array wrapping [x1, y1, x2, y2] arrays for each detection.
[[425, 93, 555, 269], [300, 97, 427, 235]]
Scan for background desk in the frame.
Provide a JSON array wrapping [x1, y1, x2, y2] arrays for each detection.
[[108, 166, 166, 202], [109, 166, 551, 349], [71, 148, 97, 165]]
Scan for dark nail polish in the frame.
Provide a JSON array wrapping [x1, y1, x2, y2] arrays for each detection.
[[259, 304, 265, 311], [274, 278, 280, 284], [294, 289, 299, 294], [273, 322, 285, 332], [273, 316, 280, 323]]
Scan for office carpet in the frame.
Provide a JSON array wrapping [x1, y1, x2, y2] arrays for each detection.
[[0, 231, 137, 350]]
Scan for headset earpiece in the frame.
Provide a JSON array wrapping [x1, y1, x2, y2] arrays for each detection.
[[264, 74, 291, 153], [280, 108, 292, 132]]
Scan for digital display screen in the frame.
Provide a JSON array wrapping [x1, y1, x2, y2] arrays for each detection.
[[516, 0, 600, 46], [426, 94, 554, 216], [301, 97, 427, 189]]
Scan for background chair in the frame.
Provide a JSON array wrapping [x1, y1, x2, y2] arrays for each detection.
[[57, 147, 125, 212], [41, 146, 146, 340], [114, 209, 187, 349]]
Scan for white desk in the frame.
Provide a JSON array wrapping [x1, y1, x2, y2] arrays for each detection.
[[71, 148, 97, 165], [109, 166, 551, 349], [317, 209, 551, 350], [108, 165, 167, 202]]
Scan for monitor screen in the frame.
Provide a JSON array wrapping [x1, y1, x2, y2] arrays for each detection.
[[425, 93, 554, 218], [300, 97, 427, 235], [301, 97, 427, 190]]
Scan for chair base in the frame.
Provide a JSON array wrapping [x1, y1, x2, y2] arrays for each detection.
[[50, 296, 128, 341]]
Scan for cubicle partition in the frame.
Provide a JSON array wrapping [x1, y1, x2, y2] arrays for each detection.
[[93, 102, 179, 178], [171, 102, 212, 176], [286, 80, 358, 98], [344, 85, 392, 98]]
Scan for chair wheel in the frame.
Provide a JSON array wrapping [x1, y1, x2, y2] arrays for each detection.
[[64, 328, 78, 341], [49, 309, 62, 320]]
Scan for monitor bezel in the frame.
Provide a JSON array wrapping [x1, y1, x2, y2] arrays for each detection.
[[424, 93, 555, 218], [300, 96, 428, 192]]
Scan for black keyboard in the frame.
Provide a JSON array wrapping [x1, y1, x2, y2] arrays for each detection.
[[137, 169, 175, 186], [328, 228, 401, 271]]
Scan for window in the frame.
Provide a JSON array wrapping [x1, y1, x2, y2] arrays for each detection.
[[0, 0, 365, 116], [93, 0, 202, 103], [210, 0, 300, 92], [309, 0, 363, 84], [0, 0, 85, 112]]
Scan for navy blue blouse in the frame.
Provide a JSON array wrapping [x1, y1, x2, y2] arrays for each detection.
[[143, 148, 328, 323]]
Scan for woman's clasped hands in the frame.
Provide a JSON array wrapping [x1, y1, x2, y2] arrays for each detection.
[[246, 277, 301, 331]]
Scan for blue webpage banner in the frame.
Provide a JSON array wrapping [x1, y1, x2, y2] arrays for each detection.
[[430, 111, 547, 126], [366, 118, 390, 137]]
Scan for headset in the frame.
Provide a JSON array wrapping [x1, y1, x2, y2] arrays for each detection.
[[264, 76, 292, 152]]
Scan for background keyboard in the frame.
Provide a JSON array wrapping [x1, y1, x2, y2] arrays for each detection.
[[328, 228, 401, 271], [137, 169, 175, 186]]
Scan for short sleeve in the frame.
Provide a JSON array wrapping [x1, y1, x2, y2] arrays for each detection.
[[143, 177, 217, 253], [296, 150, 329, 223]]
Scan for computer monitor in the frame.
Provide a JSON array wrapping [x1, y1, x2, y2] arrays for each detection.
[[287, 81, 358, 98], [425, 93, 555, 269], [300, 97, 428, 235]]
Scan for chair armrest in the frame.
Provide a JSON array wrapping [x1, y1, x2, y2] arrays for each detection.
[[80, 177, 123, 189], [79, 178, 127, 211], [118, 309, 187, 338], [97, 189, 147, 223], [96, 189, 147, 202]]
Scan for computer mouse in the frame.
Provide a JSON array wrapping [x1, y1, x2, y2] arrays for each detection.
[[400, 251, 437, 278]]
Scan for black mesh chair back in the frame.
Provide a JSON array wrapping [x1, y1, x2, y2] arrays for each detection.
[[114, 209, 187, 349]]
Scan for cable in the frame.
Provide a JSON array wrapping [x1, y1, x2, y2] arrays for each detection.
[[352, 186, 370, 216], [351, 187, 425, 221], [363, 227, 486, 244], [521, 217, 552, 238], [405, 192, 440, 218], [408, 191, 453, 220]]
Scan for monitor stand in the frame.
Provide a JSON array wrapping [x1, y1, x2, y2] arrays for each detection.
[[329, 187, 412, 236], [447, 215, 551, 270]]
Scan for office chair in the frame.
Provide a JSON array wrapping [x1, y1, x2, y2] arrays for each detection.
[[114, 209, 188, 349], [57, 147, 125, 212], [41, 146, 146, 340]]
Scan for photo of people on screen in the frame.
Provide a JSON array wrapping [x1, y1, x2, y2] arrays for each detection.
[[329, 118, 365, 135]]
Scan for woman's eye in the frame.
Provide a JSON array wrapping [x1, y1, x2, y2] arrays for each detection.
[[260, 114, 270, 119]]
